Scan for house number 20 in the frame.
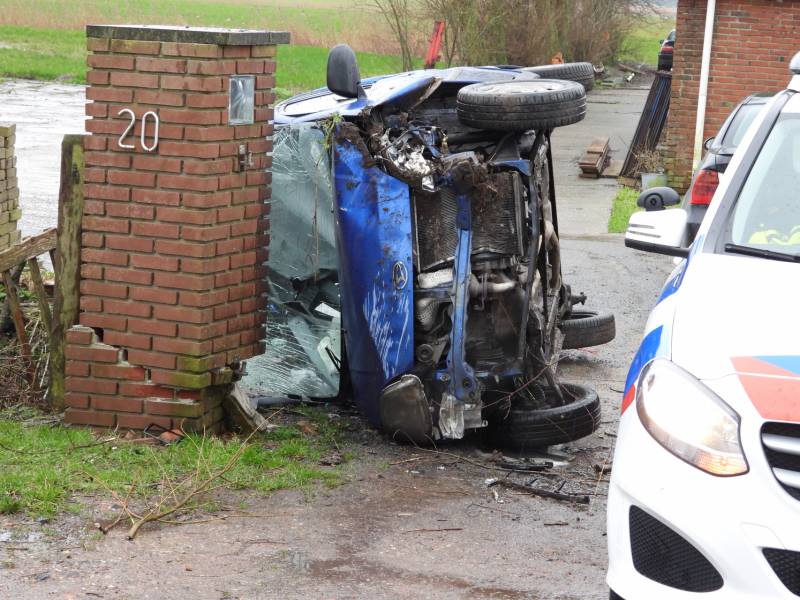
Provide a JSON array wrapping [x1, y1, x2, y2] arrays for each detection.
[[117, 108, 159, 152]]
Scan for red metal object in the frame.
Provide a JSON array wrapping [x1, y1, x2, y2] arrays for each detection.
[[424, 21, 445, 69]]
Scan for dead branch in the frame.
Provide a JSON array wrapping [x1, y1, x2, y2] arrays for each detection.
[[487, 479, 590, 505]]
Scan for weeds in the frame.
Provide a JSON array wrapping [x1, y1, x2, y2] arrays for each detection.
[[0, 407, 347, 520], [608, 187, 640, 233]]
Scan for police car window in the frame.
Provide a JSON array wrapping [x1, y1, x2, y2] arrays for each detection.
[[730, 114, 800, 250]]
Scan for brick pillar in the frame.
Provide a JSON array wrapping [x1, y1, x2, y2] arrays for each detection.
[[0, 124, 21, 251], [64, 26, 289, 431]]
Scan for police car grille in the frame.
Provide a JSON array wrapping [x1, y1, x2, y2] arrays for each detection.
[[628, 506, 723, 592], [762, 423, 800, 501], [764, 548, 800, 597]]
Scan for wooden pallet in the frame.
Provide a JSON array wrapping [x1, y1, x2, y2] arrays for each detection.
[[578, 136, 610, 178]]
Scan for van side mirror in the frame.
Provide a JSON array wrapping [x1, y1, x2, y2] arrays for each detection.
[[637, 186, 680, 212], [327, 44, 364, 99], [703, 136, 715, 152], [625, 209, 690, 257]]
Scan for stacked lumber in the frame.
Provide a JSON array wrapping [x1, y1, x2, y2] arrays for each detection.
[[579, 136, 610, 178]]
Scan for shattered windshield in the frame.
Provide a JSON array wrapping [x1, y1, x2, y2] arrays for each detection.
[[728, 110, 800, 258], [241, 123, 342, 398]]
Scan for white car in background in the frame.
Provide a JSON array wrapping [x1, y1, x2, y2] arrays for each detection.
[[607, 58, 800, 599]]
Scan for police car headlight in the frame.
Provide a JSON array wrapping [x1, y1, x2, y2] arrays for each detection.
[[637, 359, 748, 476]]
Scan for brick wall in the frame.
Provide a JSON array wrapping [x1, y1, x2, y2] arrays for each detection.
[[64, 26, 288, 431], [663, 0, 800, 191], [0, 124, 21, 251]]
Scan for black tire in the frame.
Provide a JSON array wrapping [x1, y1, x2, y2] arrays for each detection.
[[560, 310, 616, 350], [487, 383, 601, 449], [456, 79, 586, 132], [523, 62, 595, 92]]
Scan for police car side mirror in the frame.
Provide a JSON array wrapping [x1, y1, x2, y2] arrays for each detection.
[[637, 186, 681, 211], [625, 208, 690, 258]]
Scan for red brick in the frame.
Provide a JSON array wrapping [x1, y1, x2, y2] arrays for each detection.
[[82, 248, 129, 266], [66, 361, 91, 377], [66, 328, 94, 345], [80, 263, 103, 279], [127, 350, 176, 370], [161, 42, 222, 58], [104, 266, 153, 286], [131, 221, 180, 239], [158, 173, 218, 192], [156, 207, 216, 225], [117, 413, 173, 430], [131, 254, 179, 271], [105, 235, 154, 253], [183, 224, 229, 241], [80, 280, 128, 299], [134, 88, 185, 106], [109, 71, 159, 88], [80, 314, 127, 332], [92, 396, 143, 413], [88, 54, 135, 70], [109, 39, 161, 54], [153, 271, 214, 291], [103, 299, 152, 318], [130, 287, 178, 305], [128, 318, 177, 337], [105, 203, 154, 219], [86, 103, 108, 118], [177, 289, 228, 309], [136, 57, 187, 73], [158, 108, 222, 126], [160, 75, 224, 92], [158, 141, 220, 159], [65, 409, 116, 428], [118, 382, 175, 398], [85, 151, 130, 168], [152, 336, 213, 356], [107, 170, 156, 187], [91, 363, 147, 381], [66, 376, 118, 395], [187, 60, 236, 75], [223, 46, 250, 58], [104, 330, 152, 350], [183, 158, 232, 175], [155, 239, 216, 258], [86, 87, 133, 103], [182, 191, 231, 208], [84, 184, 130, 202], [185, 93, 229, 109], [80, 296, 102, 312], [132, 155, 182, 173], [154, 305, 213, 324], [131, 188, 181, 206], [65, 392, 90, 409]]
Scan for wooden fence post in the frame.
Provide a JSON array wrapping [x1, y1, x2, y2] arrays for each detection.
[[50, 134, 85, 408]]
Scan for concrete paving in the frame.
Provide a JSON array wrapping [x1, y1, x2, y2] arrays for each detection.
[[551, 87, 649, 237]]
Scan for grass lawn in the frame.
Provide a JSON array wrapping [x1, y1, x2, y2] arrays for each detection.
[[608, 186, 640, 233], [0, 25, 411, 98], [0, 406, 344, 517], [617, 15, 675, 66]]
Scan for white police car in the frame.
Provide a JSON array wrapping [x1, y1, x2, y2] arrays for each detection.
[[607, 57, 800, 599]]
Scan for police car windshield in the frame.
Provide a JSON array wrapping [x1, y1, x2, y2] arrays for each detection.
[[729, 110, 800, 259]]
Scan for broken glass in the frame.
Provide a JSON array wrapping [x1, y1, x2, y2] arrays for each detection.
[[241, 123, 341, 398]]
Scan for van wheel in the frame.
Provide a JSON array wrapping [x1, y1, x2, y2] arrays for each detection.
[[523, 62, 595, 91], [486, 383, 600, 449], [560, 310, 616, 349], [456, 79, 586, 132]]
